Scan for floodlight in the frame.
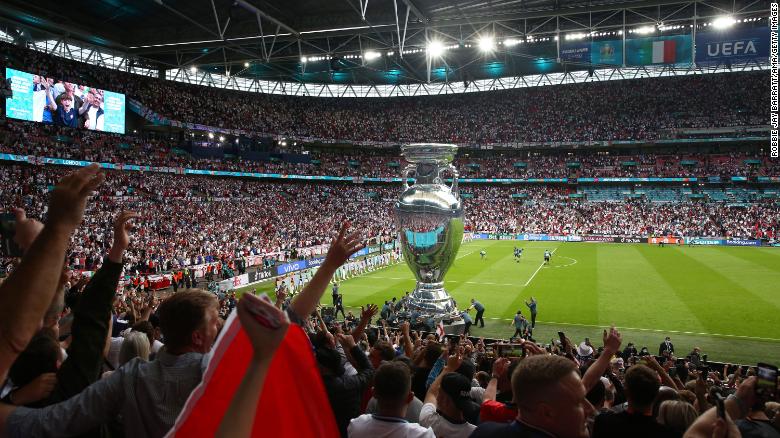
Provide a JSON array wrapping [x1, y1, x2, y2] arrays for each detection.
[[634, 25, 655, 34], [219, 136, 225, 142], [712, 16, 736, 29], [208, 132, 214, 139], [301, 56, 308, 63], [244, 62, 250, 67], [189, 66, 197, 73], [427, 40, 445, 57], [478, 36, 495, 52], [364, 51, 381, 61]]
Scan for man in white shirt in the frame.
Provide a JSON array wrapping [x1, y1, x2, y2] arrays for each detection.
[[420, 356, 477, 438], [348, 362, 434, 438]]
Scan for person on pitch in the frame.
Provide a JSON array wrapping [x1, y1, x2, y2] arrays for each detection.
[[480, 250, 486, 260], [543, 250, 551, 264], [467, 298, 485, 328], [525, 297, 538, 329]]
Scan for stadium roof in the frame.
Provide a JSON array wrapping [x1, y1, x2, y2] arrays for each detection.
[[0, 0, 770, 87]]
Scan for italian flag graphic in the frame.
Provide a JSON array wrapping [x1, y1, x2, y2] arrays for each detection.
[[651, 39, 677, 64]]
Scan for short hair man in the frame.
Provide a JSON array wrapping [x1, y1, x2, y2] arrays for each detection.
[[348, 362, 434, 437], [420, 367, 476, 437], [1, 290, 219, 437], [592, 364, 678, 438], [471, 355, 594, 438]]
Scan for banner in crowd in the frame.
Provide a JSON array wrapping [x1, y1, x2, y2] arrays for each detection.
[[695, 28, 770, 63], [167, 312, 339, 437], [724, 239, 762, 246], [276, 260, 308, 275], [626, 35, 692, 65], [6, 68, 126, 134]]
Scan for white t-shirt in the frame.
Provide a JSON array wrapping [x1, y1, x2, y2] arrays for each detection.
[[418, 403, 476, 438], [348, 414, 434, 438]]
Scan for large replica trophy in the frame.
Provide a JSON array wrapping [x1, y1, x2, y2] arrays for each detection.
[[395, 143, 464, 318]]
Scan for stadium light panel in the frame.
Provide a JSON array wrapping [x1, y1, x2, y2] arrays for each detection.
[[478, 36, 495, 52], [364, 51, 381, 61], [189, 66, 197, 73], [427, 40, 445, 57], [219, 136, 225, 142], [208, 132, 214, 139], [301, 56, 308, 63], [634, 26, 655, 34], [387, 51, 394, 56], [244, 62, 250, 67], [713, 16, 736, 29]]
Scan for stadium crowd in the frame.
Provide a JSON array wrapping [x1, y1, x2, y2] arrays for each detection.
[[0, 164, 776, 438], [1, 118, 779, 179], [0, 42, 768, 146]]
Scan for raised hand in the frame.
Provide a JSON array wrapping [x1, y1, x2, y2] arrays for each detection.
[[602, 325, 622, 354], [360, 304, 378, 321], [445, 350, 463, 371], [237, 293, 290, 363], [47, 163, 105, 233], [337, 333, 357, 350], [492, 357, 510, 378], [11, 208, 44, 253], [324, 222, 365, 268]]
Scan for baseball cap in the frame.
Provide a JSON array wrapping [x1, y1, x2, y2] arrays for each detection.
[[440, 373, 472, 411]]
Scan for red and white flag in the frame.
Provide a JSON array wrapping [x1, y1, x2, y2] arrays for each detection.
[[652, 40, 676, 64], [166, 311, 338, 438]]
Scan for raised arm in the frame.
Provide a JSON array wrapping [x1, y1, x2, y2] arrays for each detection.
[[216, 294, 289, 438], [0, 164, 104, 384], [351, 304, 377, 342], [582, 326, 622, 392], [289, 222, 364, 321]]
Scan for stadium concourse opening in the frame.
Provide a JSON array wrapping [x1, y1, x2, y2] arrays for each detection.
[[0, 0, 777, 437]]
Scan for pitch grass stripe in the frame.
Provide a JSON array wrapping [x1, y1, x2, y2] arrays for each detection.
[[644, 246, 779, 337], [481, 317, 780, 342], [597, 245, 706, 333]]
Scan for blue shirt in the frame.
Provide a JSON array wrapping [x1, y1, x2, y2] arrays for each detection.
[[55, 106, 79, 128], [527, 300, 537, 314], [513, 315, 527, 329], [460, 311, 473, 324], [472, 301, 485, 312]]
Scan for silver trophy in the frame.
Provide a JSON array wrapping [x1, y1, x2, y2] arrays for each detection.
[[394, 143, 464, 317]]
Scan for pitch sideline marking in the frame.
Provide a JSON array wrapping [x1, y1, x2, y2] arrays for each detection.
[[484, 318, 780, 342], [523, 247, 559, 287]]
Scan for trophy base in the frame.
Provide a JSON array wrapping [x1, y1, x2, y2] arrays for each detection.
[[407, 282, 459, 317]]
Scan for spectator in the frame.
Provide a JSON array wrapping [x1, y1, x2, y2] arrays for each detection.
[[420, 351, 476, 437], [592, 364, 678, 438], [472, 354, 594, 438], [347, 361, 434, 437]]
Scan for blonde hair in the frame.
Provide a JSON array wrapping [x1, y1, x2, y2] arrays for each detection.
[[657, 400, 698, 434], [119, 331, 151, 366]]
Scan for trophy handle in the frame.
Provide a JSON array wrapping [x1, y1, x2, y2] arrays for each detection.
[[402, 165, 416, 190], [437, 165, 459, 195]]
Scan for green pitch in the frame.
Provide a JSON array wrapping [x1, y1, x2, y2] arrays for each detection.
[[242, 241, 780, 365]]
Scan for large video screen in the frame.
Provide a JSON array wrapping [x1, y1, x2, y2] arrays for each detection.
[[5, 68, 126, 134]]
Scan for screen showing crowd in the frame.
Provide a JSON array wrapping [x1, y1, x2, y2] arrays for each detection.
[[4, 67, 126, 134]]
